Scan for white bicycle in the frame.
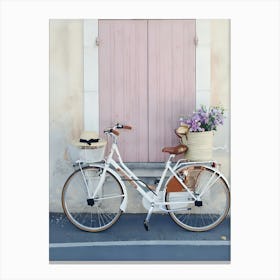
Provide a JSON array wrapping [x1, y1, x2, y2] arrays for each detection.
[[62, 123, 230, 232]]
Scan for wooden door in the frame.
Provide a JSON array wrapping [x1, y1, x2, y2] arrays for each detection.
[[148, 20, 196, 162], [99, 19, 195, 162], [99, 20, 149, 162]]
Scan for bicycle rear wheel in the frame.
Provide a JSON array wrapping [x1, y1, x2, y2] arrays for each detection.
[[62, 166, 124, 232], [165, 165, 230, 232]]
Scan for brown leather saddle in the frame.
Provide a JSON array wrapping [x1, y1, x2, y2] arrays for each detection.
[[162, 144, 188, 155]]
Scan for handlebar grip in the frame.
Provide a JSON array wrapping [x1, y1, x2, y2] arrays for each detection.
[[123, 125, 132, 130]]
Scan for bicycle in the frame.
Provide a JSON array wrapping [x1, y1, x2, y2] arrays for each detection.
[[62, 123, 230, 232]]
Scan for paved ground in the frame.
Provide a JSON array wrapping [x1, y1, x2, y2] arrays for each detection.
[[49, 213, 230, 262]]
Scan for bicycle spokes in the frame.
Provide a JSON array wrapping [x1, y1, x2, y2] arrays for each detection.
[[62, 166, 124, 232], [165, 166, 230, 231]]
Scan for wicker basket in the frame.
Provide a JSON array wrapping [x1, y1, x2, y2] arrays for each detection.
[[184, 131, 214, 161], [68, 141, 107, 163]]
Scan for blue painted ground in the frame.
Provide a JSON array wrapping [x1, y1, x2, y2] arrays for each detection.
[[49, 213, 230, 262]]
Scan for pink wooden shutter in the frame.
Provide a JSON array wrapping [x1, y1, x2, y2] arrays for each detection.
[[148, 20, 196, 162], [99, 20, 149, 162]]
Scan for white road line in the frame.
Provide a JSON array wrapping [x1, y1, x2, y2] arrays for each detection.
[[50, 240, 230, 248]]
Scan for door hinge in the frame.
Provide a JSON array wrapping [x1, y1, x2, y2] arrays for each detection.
[[194, 35, 198, 46], [95, 37, 100, 46]]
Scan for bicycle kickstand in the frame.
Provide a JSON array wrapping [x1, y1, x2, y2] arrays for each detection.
[[144, 205, 154, 231]]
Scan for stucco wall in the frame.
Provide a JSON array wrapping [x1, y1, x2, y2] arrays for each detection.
[[196, 19, 230, 180], [211, 19, 230, 179], [211, 20, 230, 109], [49, 20, 83, 212]]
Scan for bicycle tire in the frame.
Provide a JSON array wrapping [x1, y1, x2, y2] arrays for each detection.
[[62, 165, 124, 232], [165, 165, 230, 232]]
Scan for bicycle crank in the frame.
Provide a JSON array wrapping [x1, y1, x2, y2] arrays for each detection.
[[143, 220, 150, 231], [194, 200, 203, 207], [87, 198, 95, 206]]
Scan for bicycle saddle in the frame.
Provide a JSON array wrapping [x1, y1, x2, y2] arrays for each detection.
[[162, 144, 188, 155]]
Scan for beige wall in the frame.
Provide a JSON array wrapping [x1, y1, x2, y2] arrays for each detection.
[[49, 20, 83, 212], [211, 19, 230, 180], [195, 19, 230, 180], [211, 20, 230, 108]]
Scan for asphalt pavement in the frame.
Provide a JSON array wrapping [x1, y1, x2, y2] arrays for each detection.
[[49, 213, 230, 262]]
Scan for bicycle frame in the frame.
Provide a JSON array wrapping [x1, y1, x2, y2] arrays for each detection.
[[86, 137, 207, 213], [65, 126, 231, 232]]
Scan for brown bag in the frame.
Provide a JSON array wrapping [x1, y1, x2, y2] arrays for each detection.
[[166, 166, 203, 193], [166, 176, 183, 193]]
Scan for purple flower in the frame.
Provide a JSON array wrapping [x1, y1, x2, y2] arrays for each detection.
[[181, 105, 225, 132]]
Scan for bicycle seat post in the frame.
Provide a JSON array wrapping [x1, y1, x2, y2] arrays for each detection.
[[166, 154, 175, 167]]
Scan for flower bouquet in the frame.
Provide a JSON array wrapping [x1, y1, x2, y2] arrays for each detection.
[[178, 106, 225, 161], [183, 105, 225, 132]]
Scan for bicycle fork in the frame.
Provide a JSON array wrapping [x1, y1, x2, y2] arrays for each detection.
[[78, 162, 91, 199]]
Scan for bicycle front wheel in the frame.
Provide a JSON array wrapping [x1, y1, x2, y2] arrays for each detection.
[[62, 166, 124, 232], [165, 165, 230, 232]]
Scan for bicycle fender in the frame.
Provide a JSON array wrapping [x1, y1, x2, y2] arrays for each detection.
[[89, 163, 128, 212]]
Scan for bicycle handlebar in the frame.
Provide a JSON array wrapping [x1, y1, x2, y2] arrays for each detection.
[[104, 123, 132, 136], [115, 123, 132, 130]]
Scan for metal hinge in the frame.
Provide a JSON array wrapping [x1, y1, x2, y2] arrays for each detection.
[[194, 35, 198, 46], [95, 37, 100, 46]]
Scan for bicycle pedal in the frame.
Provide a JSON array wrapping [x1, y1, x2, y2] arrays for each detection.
[[143, 220, 150, 231]]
